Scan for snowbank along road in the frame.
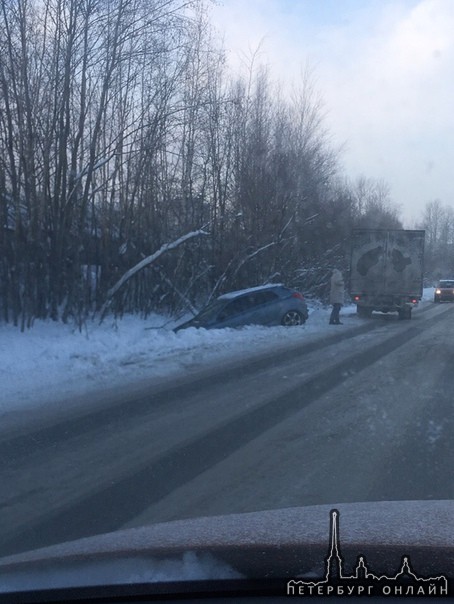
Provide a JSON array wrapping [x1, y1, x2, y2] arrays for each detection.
[[1, 300, 453, 557]]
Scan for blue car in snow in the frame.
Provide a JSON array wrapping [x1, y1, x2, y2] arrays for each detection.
[[174, 284, 308, 331]]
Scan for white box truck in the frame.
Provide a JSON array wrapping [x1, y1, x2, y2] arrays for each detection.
[[349, 229, 425, 320]]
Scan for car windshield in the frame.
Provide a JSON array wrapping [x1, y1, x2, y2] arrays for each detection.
[[194, 299, 226, 321], [1, 0, 453, 596]]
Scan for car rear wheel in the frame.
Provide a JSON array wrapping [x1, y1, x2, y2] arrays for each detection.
[[281, 310, 305, 326]]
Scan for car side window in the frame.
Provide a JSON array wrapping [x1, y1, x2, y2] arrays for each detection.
[[252, 291, 278, 305], [218, 297, 249, 319], [217, 291, 279, 320], [239, 292, 277, 309]]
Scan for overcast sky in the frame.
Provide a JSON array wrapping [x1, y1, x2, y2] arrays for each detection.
[[208, 0, 454, 226]]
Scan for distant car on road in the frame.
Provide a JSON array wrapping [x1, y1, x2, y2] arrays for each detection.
[[174, 284, 308, 331], [434, 280, 454, 302]]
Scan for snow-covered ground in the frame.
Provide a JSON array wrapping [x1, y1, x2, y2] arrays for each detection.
[[1, 289, 435, 417]]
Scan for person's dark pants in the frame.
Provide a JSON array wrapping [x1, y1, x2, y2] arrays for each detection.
[[329, 303, 342, 324]]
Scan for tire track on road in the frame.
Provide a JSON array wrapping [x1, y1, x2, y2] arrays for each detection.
[[0, 315, 391, 452], [0, 301, 437, 452], [1, 304, 452, 556]]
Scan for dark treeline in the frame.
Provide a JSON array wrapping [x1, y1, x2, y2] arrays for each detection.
[[417, 200, 454, 282], [0, 0, 402, 328]]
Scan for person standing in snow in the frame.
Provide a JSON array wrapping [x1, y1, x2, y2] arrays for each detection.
[[329, 269, 344, 325]]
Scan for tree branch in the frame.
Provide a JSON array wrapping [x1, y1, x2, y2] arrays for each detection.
[[99, 228, 209, 321]]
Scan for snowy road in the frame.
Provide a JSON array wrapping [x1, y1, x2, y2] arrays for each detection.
[[1, 300, 453, 557]]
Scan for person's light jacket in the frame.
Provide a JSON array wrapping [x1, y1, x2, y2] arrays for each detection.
[[330, 269, 344, 304]]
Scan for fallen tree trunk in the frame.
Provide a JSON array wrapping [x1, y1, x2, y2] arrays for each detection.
[[99, 228, 209, 322]]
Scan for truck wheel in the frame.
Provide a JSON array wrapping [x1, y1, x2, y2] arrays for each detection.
[[357, 306, 372, 318], [398, 307, 412, 320]]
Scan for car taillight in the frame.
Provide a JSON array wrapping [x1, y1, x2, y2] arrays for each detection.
[[354, 295, 360, 301], [292, 292, 305, 300], [411, 298, 417, 304]]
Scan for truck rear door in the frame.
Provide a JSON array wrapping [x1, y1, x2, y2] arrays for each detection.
[[350, 229, 424, 299]]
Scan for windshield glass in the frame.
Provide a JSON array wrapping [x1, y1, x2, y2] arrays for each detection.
[[0, 0, 453, 595], [438, 281, 454, 288], [194, 299, 226, 321]]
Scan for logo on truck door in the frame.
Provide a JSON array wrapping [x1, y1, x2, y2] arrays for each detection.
[[391, 249, 412, 272], [356, 246, 383, 276], [357, 247, 412, 276]]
